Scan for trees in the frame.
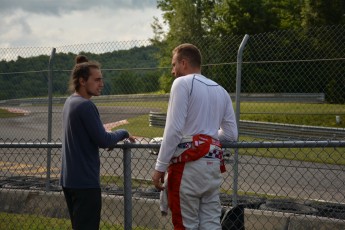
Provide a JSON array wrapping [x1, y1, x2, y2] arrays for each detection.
[[1, 1, 345, 102], [153, 0, 212, 92], [301, 0, 345, 27], [151, 0, 345, 103], [0, 45, 161, 100]]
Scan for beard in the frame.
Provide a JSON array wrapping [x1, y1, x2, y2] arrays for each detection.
[[86, 89, 101, 97], [174, 70, 184, 78]]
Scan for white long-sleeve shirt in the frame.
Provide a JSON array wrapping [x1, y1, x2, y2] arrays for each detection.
[[155, 74, 238, 172]]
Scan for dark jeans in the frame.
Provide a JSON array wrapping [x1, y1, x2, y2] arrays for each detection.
[[63, 187, 102, 230]]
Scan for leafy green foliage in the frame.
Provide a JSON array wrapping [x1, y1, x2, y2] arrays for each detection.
[[1, 1, 345, 103], [0, 45, 161, 100], [301, 0, 345, 27], [151, 0, 345, 103]]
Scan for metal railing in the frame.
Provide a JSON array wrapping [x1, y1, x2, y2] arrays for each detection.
[[149, 111, 345, 140], [1, 141, 345, 229]]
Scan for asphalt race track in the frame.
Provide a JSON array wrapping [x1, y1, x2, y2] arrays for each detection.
[[1, 105, 345, 205], [0, 105, 154, 141]]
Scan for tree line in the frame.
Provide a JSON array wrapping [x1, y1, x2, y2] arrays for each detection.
[[0, 0, 344, 103], [0, 46, 164, 100], [150, 0, 345, 103]]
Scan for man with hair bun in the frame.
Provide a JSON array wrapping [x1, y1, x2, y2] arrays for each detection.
[[60, 55, 135, 230], [152, 44, 238, 229]]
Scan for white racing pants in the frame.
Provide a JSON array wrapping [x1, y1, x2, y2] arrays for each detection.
[[163, 134, 224, 230]]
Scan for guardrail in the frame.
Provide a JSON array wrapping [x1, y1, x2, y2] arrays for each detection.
[[149, 112, 345, 140]]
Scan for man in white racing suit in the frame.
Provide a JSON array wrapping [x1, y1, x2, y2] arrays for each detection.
[[152, 43, 238, 230]]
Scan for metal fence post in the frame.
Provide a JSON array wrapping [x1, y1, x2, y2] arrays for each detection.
[[235, 34, 249, 138], [123, 146, 132, 230], [233, 35, 249, 206], [46, 47, 56, 192]]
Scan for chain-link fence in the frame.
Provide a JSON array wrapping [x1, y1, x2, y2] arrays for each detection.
[[1, 141, 345, 229], [1, 24, 345, 229]]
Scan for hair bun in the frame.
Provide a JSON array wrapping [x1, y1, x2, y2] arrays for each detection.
[[75, 55, 88, 64]]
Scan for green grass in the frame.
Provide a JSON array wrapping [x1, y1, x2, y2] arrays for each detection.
[[0, 212, 152, 230], [239, 102, 345, 128], [97, 101, 168, 111], [2, 100, 344, 128], [237, 146, 345, 165], [0, 108, 24, 118], [101, 175, 152, 188], [239, 102, 345, 114], [118, 114, 345, 165], [2, 100, 344, 165], [98, 101, 345, 129], [241, 114, 345, 128], [119, 115, 165, 138], [0, 213, 71, 230], [123, 113, 342, 137], [112, 101, 345, 165]]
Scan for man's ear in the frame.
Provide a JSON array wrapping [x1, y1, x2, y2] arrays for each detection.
[[79, 77, 86, 86], [181, 59, 188, 70]]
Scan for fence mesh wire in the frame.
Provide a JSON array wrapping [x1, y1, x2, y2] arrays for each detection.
[[0, 24, 345, 229]]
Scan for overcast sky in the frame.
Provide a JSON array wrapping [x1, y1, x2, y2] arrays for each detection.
[[0, 0, 164, 48]]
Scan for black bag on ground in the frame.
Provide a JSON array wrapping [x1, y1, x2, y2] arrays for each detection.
[[221, 205, 245, 230]]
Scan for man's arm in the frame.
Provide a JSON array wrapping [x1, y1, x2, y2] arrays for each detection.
[[218, 94, 238, 142], [152, 77, 189, 190], [155, 78, 189, 172]]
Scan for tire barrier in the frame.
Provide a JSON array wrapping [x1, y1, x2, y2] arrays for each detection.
[[2, 176, 39, 189], [304, 200, 345, 220], [0, 179, 12, 188], [220, 194, 264, 227], [221, 205, 245, 230], [260, 199, 318, 215], [2, 181, 32, 190], [6, 176, 38, 182], [220, 193, 266, 209], [133, 188, 160, 200], [29, 183, 62, 192], [1, 177, 62, 191], [220, 193, 345, 220], [102, 184, 125, 196]]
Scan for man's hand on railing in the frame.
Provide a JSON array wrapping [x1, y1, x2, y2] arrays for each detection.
[[107, 135, 137, 151]]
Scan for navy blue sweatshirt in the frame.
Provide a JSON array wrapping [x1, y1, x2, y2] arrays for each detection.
[[60, 95, 129, 188]]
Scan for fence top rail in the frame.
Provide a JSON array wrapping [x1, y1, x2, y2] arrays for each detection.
[[0, 140, 344, 149]]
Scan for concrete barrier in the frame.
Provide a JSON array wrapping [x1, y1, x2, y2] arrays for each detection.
[[0, 189, 69, 218], [244, 209, 291, 229], [288, 215, 345, 230]]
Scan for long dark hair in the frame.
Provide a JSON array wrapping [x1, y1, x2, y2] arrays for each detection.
[[68, 55, 101, 93]]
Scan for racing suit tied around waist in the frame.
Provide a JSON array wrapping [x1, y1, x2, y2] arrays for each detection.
[[159, 134, 226, 216], [171, 134, 226, 173]]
